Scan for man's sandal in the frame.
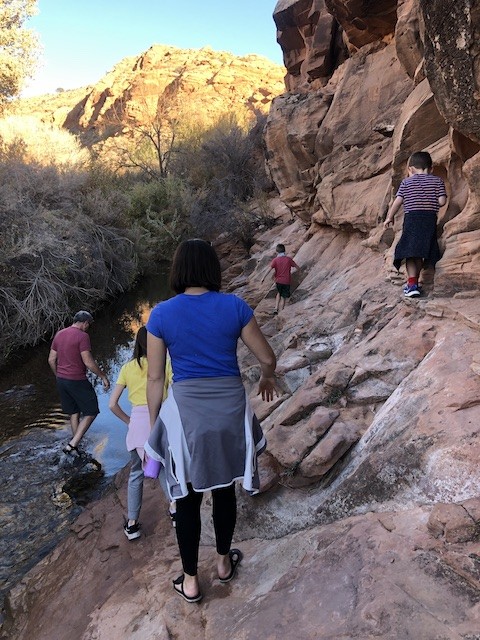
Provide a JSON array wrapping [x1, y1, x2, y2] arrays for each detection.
[[62, 443, 80, 456]]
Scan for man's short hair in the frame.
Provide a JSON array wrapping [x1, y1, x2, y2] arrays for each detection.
[[409, 151, 433, 170], [73, 310, 94, 324], [276, 243, 286, 253]]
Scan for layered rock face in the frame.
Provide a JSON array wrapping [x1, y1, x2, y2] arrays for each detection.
[[15, 45, 286, 141], [268, 0, 480, 293]]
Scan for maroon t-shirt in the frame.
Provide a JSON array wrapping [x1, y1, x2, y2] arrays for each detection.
[[51, 326, 91, 380], [271, 255, 298, 285]]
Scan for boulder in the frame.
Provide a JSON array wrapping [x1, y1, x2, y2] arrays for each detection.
[[420, 0, 480, 144]]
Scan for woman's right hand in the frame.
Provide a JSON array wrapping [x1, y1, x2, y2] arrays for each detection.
[[258, 375, 280, 402]]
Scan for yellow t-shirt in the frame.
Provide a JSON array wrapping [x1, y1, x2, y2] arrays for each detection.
[[116, 356, 172, 405]]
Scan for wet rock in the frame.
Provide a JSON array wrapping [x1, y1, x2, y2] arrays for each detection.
[[0, 385, 35, 401], [0, 429, 104, 601]]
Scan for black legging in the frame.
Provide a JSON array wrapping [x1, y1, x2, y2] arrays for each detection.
[[175, 483, 237, 576]]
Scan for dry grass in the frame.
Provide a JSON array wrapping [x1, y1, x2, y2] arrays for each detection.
[[0, 159, 137, 365]]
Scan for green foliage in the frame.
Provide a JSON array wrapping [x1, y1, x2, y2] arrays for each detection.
[[127, 176, 194, 269], [128, 180, 173, 220], [0, 0, 40, 111]]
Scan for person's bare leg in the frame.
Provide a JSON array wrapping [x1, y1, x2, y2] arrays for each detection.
[[69, 413, 80, 436], [406, 258, 415, 278], [217, 552, 230, 579], [406, 257, 422, 280], [182, 573, 200, 598], [279, 296, 286, 311], [69, 415, 96, 447], [415, 258, 423, 282], [274, 293, 281, 313]]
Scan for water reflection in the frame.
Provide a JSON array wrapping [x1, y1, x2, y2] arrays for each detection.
[[0, 272, 171, 601], [0, 271, 171, 475]]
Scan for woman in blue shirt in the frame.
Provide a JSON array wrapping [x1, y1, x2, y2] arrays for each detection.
[[145, 239, 277, 603]]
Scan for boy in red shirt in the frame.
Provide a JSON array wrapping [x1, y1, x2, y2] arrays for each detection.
[[261, 243, 300, 314]]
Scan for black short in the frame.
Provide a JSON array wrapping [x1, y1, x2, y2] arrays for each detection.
[[56, 378, 99, 416], [276, 283, 291, 298], [393, 210, 440, 270]]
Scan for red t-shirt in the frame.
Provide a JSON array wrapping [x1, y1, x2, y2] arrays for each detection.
[[51, 326, 91, 380], [271, 255, 298, 285]]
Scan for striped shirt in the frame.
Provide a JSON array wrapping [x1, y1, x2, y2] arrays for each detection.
[[397, 173, 446, 213]]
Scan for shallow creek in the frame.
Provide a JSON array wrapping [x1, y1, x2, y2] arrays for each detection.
[[0, 272, 170, 599]]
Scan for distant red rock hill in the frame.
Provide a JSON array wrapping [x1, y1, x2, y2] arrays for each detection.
[[13, 44, 286, 143]]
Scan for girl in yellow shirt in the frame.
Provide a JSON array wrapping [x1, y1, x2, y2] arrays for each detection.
[[109, 326, 173, 540]]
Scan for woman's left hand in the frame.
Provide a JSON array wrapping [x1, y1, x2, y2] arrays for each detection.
[[258, 376, 280, 402]]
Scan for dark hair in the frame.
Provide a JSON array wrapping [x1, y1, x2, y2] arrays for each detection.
[[276, 243, 286, 253], [73, 310, 94, 323], [409, 151, 432, 170], [133, 326, 147, 367], [169, 239, 221, 294]]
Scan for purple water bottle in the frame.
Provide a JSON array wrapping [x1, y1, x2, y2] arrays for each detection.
[[143, 454, 161, 478]]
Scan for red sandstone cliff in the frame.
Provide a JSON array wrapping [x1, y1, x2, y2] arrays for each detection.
[[14, 45, 286, 140], [267, 0, 480, 293]]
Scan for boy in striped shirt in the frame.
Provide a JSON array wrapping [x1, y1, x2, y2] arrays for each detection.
[[384, 151, 447, 297]]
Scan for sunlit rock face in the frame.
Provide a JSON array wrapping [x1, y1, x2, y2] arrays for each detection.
[[69, 46, 285, 134], [14, 45, 286, 141], [269, 0, 480, 293], [274, 0, 344, 91]]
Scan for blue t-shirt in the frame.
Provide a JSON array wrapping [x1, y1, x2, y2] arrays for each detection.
[[147, 291, 254, 381]]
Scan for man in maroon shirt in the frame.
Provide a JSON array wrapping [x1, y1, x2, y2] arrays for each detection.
[[48, 310, 110, 455], [261, 243, 300, 314]]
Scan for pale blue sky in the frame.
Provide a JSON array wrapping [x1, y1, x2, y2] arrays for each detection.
[[24, 0, 284, 96]]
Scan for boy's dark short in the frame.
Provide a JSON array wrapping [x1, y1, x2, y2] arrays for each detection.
[[56, 378, 99, 416], [276, 283, 291, 298], [393, 210, 440, 270]]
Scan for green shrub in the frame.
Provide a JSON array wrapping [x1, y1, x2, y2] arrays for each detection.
[[127, 176, 194, 269]]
